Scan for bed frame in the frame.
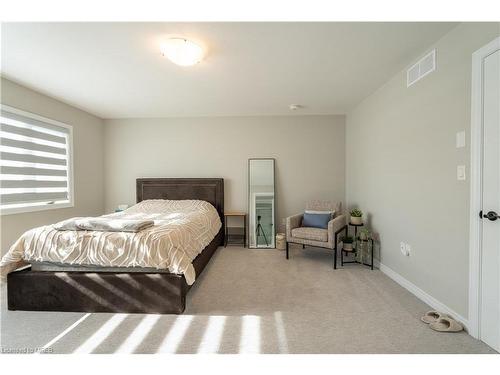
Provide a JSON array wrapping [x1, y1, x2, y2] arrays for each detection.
[[7, 178, 224, 314]]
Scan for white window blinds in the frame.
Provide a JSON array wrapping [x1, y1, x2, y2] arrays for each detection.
[[1, 105, 73, 214]]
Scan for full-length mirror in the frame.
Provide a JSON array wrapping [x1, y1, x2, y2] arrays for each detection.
[[248, 158, 275, 248]]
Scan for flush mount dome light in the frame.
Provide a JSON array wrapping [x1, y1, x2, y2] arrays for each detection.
[[160, 38, 204, 66]]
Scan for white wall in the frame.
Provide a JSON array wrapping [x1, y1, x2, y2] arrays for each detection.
[[104, 115, 345, 230], [346, 23, 500, 318], [0, 77, 105, 254]]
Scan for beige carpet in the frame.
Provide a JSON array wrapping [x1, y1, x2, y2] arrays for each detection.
[[0, 245, 496, 354]]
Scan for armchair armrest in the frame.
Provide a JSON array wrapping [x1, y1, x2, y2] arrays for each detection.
[[328, 214, 347, 243], [286, 213, 303, 239]]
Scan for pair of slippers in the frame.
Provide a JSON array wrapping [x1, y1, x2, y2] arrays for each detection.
[[421, 311, 463, 332]]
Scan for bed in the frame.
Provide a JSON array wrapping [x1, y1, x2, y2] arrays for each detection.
[[5, 178, 224, 314]]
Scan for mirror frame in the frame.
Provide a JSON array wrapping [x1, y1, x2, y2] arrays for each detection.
[[248, 158, 276, 249]]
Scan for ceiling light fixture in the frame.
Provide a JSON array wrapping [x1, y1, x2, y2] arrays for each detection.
[[160, 38, 204, 66], [289, 104, 302, 111]]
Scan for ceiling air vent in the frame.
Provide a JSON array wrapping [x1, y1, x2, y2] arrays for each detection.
[[407, 49, 436, 87]]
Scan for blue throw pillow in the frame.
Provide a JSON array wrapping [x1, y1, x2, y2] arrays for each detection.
[[302, 212, 331, 229]]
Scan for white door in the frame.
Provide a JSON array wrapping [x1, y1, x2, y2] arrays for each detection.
[[478, 41, 500, 352]]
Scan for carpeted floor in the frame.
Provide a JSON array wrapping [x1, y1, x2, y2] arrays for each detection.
[[0, 245, 496, 354]]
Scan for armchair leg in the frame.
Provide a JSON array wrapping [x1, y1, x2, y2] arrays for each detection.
[[334, 248, 337, 269], [302, 244, 305, 249], [286, 242, 289, 259]]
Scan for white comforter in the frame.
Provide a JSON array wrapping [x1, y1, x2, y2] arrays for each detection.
[[0, 199, 221, 285]]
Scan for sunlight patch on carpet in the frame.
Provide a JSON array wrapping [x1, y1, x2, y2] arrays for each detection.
[[239, 315, 261, 354], [197, 315, 226, 353]]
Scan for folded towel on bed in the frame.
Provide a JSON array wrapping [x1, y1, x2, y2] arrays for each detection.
[[53, 217, 85, 231], [76, 218, 154, 232], [54, 217, 154, 232]]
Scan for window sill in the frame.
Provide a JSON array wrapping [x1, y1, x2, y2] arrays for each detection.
[[0, 202, 74, 216]]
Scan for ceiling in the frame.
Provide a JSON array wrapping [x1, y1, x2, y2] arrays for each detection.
[[1, 22, 457, 119]]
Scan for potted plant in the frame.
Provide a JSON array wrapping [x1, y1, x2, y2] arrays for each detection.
[[358, 228, 371, 241], [350, 208, 363, 225], [341, 235, 354, 251]]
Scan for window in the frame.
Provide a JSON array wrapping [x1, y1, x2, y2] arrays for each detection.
[[1, 105, 73, 215]]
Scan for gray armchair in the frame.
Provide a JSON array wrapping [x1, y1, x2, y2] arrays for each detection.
[[285, 200, 347, 268]]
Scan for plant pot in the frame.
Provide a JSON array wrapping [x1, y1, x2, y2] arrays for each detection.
[[350, 216, 363, 225], [359, 230, 370, 241], [343, 242, 353, 251]]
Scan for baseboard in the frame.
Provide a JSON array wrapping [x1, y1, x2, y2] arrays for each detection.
[[379, 262, 469, 331]]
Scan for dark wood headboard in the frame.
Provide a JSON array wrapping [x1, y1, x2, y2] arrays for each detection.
[[136, 178, 224, 224]]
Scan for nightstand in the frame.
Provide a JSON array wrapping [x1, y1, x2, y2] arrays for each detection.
[[224, 212, 247, 247]]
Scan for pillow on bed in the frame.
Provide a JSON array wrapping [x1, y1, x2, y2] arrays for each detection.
[[301, 212, 331, 229]]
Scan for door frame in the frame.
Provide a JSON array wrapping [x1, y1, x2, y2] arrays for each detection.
[[469, 36, 500, 340]]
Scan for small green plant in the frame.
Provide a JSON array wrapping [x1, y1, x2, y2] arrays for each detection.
[[350, 208, 363, 217], [358, 228, 371, 240], [341, 235, 354, 243]]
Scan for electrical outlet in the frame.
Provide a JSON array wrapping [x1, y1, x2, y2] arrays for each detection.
[[400, 242, 406, 255], [405, 243, 411, 256]]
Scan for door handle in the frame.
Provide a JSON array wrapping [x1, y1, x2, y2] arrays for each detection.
[[479, 210, 499, 221]]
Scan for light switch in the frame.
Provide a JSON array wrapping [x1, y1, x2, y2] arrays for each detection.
[[456, 131, 466, 148], [457, 165, 466, 181]]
